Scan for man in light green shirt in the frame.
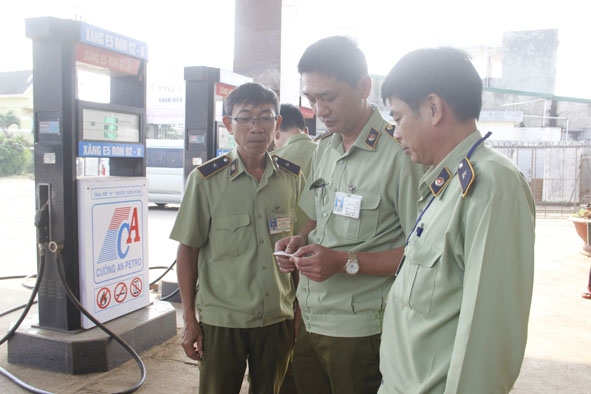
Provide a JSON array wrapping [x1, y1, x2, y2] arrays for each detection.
[[272, 103, 317, 179], [171, 82, 304, 394], [378, 47, 535, 394], [275, 36, 424, 394]]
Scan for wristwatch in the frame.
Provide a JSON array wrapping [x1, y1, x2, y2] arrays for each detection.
[[345, 251, 360, 275]]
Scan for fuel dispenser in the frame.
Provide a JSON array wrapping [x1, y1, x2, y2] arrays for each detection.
[[183, 66, 251, 178], [8, 16, 176, 374]]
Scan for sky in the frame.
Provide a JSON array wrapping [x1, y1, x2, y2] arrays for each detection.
[[2, 0, 590, 99]]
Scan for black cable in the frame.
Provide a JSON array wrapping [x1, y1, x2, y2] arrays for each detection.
[[0, 252, 45, 347], [0, 246, 51, 394], [0, 301, 37, 318], [0, 275, 28, 280], [0, 259, 178, 318], [54, 247, 146, 394], [149, 260, 176, 287], [148, 260, 180, 302], [22, 274, 37, 290], [0, 366, 52, 394], [0, 275, 38, 318], [0, 242, 148, 394], [159, 286, 179, 302]]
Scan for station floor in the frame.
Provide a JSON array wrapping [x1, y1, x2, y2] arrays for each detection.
[[0, 177, 590, 393]]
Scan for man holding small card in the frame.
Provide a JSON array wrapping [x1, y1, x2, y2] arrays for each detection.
[[275, 36, 424, 394]]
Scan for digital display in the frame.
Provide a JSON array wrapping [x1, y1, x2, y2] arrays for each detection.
[[82, 108, 140, 143]]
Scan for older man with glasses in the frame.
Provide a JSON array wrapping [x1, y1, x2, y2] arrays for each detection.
[[171, 82, 305, 394]]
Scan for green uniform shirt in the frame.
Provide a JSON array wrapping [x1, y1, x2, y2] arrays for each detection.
[[272, 134, 317, 233], [379, 131, 535, 394], [170, 149, 304, 328], [298, 107, 424, 337], [272, 133, 317, 178]]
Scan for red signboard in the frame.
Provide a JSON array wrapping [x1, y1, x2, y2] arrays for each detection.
[[215, 82, 235, 98], [76, 43, 141, 75], [299, 106, 315, 119]]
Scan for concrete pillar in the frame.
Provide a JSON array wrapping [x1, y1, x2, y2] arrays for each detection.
[[233, 0, 282, 94]]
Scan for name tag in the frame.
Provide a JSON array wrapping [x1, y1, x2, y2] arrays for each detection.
[[333, 192, 362, 219], [269, 216, 291, 235]]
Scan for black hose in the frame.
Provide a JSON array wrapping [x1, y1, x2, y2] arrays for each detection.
[[159, 286, 180, 301], [149, 260, 176, 286], [0, 252, 45, 347], [0, 246, 52, 394], [0, 259, 178, 316], [0, 301, 37, 318], [0, 366, 53, 394], [0, 243, 148, 394], [55, 248, 146, 394]]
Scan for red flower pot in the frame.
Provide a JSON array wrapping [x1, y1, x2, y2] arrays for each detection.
[[569, 217, 591, 254]]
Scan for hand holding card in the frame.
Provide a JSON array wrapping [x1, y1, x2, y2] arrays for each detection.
[[273, 251, 294, 257]]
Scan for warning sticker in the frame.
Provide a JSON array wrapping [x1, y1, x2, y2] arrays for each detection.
[[114, 282, 128, 303], [130, 277, 143, 298], [96, 287, 111, 309]]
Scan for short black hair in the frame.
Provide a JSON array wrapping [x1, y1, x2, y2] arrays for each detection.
[[381, 47, 482, 121], [279, 103, 306, 132], [224, 82, 279, 117], [298, 36, 368, 87]]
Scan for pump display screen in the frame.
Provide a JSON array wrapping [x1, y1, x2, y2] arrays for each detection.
[[82, 108, 140, 143]]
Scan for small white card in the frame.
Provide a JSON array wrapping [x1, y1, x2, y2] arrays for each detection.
[[273, 251, 293, 257]]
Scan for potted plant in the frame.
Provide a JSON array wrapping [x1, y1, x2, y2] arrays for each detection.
[[569, 204, 591, 254]]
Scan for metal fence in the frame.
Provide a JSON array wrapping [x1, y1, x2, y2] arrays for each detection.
[[489, 141, 591, 218]]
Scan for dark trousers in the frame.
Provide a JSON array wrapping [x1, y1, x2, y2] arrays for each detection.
[[199, 320, 294, 394], [292, 322, 382, 394]]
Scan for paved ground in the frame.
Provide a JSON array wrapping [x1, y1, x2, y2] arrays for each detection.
[[0, 177, 590, 393]]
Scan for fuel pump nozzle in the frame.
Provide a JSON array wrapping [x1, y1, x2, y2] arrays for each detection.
[[34, 201, 49, 250]]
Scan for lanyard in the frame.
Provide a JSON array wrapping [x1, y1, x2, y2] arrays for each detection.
[[396, 131, 492, 277]]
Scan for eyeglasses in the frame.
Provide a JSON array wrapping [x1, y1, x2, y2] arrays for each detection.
[[230, 116, 277, 126]]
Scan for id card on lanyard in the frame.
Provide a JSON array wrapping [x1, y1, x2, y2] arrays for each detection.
[[333, 191, 363, 219]]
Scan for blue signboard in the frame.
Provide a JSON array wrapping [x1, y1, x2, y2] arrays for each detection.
[[80, 22, 148, 60], [79, 141, 145, 158]]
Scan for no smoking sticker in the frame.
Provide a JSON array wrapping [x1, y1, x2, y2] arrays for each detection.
[[114, 282, 127, 303]]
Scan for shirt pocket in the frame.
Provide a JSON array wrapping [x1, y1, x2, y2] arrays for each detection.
[[212, 213, 251, 259], [339, 192, 381, 240], [403, 240, 441, 315]]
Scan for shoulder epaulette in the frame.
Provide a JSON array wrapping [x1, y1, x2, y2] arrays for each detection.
[[314, 131, 333, 142], [364, 128, 380, 149], [458, 157, 476, 197], [384, 124, 401, 146], [197, 154, 231, 178], [384, 124, 396, 139], [272, 155, 301, 176], [429, 167, 452, 196]]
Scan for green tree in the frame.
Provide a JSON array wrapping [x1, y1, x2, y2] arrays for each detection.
[[0, 135, 32, 176], [0, 111, 21, 138]]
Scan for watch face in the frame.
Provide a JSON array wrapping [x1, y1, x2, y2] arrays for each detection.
[[346, 260, 359, 274]]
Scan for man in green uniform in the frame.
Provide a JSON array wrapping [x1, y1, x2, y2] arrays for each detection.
[[170, 82, 305, 394], [272, 103, 316, 179], [275, 36, 424, 394], [378, 47, 536, 394]]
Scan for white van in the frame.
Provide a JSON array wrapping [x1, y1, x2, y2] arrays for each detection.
[[146, 139, 185, 206]]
